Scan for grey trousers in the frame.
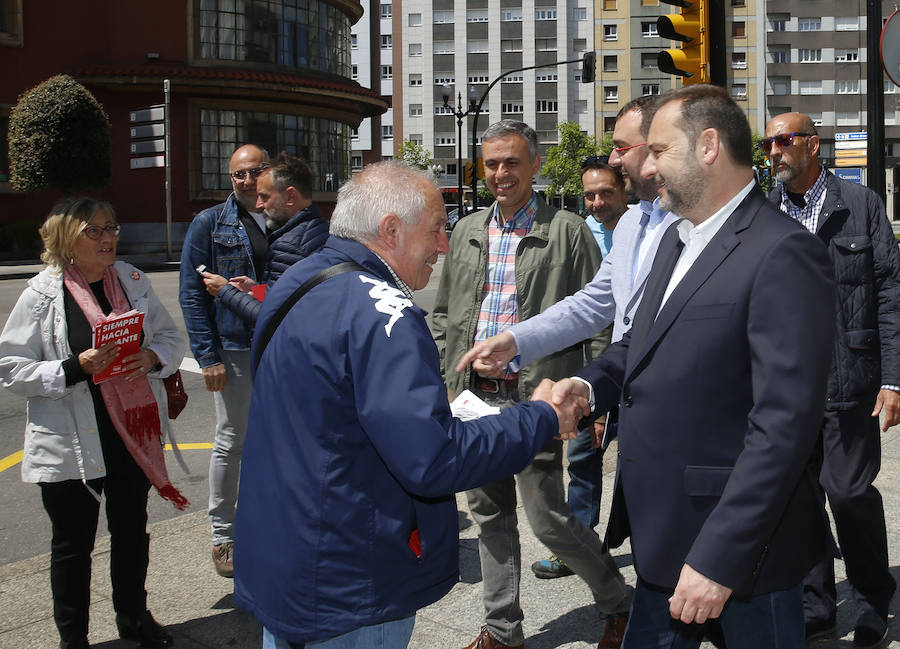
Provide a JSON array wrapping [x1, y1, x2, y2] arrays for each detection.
[[466, 386, 631, 646], [208, 348, 253, 545]]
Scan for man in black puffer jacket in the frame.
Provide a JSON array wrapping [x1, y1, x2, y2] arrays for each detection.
[[763, 112, 900, 649], [202, 152, 329, 326]]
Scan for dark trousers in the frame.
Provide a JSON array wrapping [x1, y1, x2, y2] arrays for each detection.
[[40, 430, 151, 647], [804, 403, 896, 627]]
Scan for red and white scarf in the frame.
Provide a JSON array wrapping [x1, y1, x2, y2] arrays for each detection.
[[64, 264, 189, 510]]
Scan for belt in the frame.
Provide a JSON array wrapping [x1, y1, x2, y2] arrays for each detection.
[[472, 376, 519, 394]]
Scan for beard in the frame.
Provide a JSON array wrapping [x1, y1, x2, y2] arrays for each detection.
[[657, 159, 704, 216], [773, 161, 800, 184], [265, 210, 291, 230]]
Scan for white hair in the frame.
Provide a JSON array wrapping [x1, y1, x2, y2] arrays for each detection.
[[329, 161, 436, 242]]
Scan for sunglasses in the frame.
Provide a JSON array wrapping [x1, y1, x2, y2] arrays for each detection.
[[230, 165, 269, 180], [758, 132, 815, 154], [611, 142, 647, 156], [82, 224, 121, 240], [581, 155, 610, 169]]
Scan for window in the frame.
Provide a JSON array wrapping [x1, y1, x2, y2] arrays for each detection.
[[731, 84, 747, 100], [382, 125, 393, 139], [574, 100, 588, 113], [467, 40, 489, 53], [798, 49, 822, 63], [434, 76, 455, 85], [536, 72, 558, 82], [809, 112, 823, 126], [535, 8, 557, 20], [603, 55, 617, 72], [799, 80, 822, 95], [351, 64, 358, 80], [836, 112, 860, 126], [502, 72, 524, 82], [351, 155, 363, 171], [199, 108, 349, 193], [836, 49, 859, 62], [467, 9, 488, 22], [446, 163, 457, 176], [409, 43, 422, 56], [409, 104, 423, 116], [603, 0, 616, 9], [770, 77, 790, 95], [380, 34, 392, 49], [409, 134, 423, 145], [433, 11, 454, 24], [732, 21, 745, 37], [836, 16, 859, 31], [408, 13, 421, 26], [573, 7, 587, 20], [731, 52, 746, 69], [769, 14, 787, 32], [536, 100, 559, 112], [501, 9, 523, 21], [501, 39, 523, 52], [434, 135, 456, 146], [535, 38, 557, 51], [641, 53, 658, 69], [886, 81, 898, 94], [409, 73, 422, 86], [573, 38, 587, 52], [798, 18, 821, 31], [732, 0, 745, 6], [641, 22, 658, 37], [350, 126, 357, 141], [380, 4, 391, 18], [469, 74, 490, 84], [537, 130, 559, 144], [642, 84, 660, 96], [380, 65, 392, 79], [434, 105, 454, 115], [350, 34, 358, 49], [837, 80, 860, 94], [770, 47, 788, 63], [502, 103, 524, 114], [604, 86, 618, 102], [604, 24, 618, 41]]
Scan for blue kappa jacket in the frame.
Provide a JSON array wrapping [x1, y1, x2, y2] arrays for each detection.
[[233, 236, 559, 644]]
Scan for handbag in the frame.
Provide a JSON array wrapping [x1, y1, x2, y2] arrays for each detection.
[[163, 370, 189, 419]]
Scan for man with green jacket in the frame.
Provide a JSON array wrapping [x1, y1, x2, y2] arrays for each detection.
[[432, 120, 632, 649]]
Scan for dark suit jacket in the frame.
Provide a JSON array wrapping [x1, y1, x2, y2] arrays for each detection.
[[580, 185, 835, 597]]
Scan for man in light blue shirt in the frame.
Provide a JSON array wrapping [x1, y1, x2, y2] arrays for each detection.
[[581, 158, 628, 257]]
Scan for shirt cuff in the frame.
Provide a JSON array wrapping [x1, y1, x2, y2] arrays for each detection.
[[571, 376, 595, 412], [881, 385, 900, 393]]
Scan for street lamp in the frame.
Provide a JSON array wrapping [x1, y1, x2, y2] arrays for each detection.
[[442, 84, 479, 218]]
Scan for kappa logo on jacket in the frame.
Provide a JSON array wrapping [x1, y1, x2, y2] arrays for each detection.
[[359, 275, 413, 337]]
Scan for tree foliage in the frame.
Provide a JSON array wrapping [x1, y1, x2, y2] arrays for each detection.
[[543, 122, 602, 198], [394, 139, 435, 171], [751, 133, 774, 194], [8, 75, 111, 194]]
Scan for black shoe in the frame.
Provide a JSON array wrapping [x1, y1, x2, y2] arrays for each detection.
[[805, 617, 837, 642], [116, 610, 174, 648], [854, 619, 889, 648]]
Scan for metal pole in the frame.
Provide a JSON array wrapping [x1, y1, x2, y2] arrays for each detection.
[[164, 79, 173, 262], [456, 93, 465, 218], [867, 0, 886, 199]]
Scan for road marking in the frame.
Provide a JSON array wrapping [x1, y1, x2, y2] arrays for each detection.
[[0, 444, 213, 474]]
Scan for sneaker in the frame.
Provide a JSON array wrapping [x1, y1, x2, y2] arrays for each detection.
[[212, 541, 234, 578], [530, 554, 574, 579]]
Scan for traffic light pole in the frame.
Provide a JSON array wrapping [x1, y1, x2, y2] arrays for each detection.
[[469, 56, 588, 207], [867, 0, 886, 199], [442, 86, 479, 218]]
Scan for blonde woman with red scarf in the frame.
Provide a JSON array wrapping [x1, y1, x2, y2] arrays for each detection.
[[0, 198, 187, 649]]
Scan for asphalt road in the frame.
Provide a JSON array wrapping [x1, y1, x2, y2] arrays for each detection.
[[0, 261, 444, 566]]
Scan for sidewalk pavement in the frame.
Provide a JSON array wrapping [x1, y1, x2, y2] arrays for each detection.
[[0, 255, 179, 281], [2, 424, 899, 649]]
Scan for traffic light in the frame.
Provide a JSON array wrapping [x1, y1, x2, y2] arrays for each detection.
[[581, 51, 596, 84], [464, 162, 474, 185], [476, 157, 485, 179], [657, 0, 726, 86]]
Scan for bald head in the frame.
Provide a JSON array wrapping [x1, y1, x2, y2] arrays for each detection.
[[230, 145, 269, 212], [764, 112, 820, 193]]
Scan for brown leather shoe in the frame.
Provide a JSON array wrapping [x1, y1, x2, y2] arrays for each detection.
[[212, 541, 234, 578], [597, 613, 628, 649], [462, 625, 524, 649]]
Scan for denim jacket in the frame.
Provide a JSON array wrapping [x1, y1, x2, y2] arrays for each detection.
[[179, 194, 258, 368]]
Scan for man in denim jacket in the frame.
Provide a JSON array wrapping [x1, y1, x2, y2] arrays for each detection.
[[179, 144, 269, 577]]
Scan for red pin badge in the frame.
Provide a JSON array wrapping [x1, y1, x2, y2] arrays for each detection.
[[131, 271, 141, 280]]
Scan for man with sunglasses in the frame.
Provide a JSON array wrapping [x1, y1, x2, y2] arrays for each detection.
[[764, 112, 900, 647], [179, 143, 270, 578]]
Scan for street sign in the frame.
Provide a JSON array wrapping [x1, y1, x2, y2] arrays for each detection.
[[130, 139, 165, 155], [130, 105, 166, 170], [834, 131, 867, 142], [130, 106, 165, 123], [835, 140, 868, 150], [834, 168, 863, 184], [881, 9, 900, 87], [130, 124, 165, 139], [130, 155, 165, 169], [835, 156, 868, 168], [835, 148, 867, 158]]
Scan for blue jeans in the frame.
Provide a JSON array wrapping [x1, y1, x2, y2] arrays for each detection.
[[623, 578, 804, 649], [208, 348, 253, 544], [566, 424, 604, 530], [262, 616, 415, 649]]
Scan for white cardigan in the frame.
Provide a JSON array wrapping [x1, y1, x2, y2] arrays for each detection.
[[0, 261, 186, 484]]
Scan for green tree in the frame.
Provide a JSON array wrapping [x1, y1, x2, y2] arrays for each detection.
[[751, 133, 774, 194], [543, 122, 601, 198], [8, 75, 111, 194], [394, 138, 435, 171]]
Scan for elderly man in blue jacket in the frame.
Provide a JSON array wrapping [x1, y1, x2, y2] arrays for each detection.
[[234, 161, 587, 649]]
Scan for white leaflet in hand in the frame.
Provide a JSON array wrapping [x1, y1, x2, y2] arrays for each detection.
[[449, 389, 501, 421]]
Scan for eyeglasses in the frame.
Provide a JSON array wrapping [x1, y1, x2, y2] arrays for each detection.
[[82, 224, 120, 240], [230, 165, 269, 180], [758, 132, 815, 154], [581, 155, 610, 169], [611, 142, 647, 156]]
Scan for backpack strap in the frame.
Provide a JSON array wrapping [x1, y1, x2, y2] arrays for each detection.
[[252, 261, 366, 374]]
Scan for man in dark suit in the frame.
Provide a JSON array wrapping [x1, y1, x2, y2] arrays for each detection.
[[552, 85, 836, 647]]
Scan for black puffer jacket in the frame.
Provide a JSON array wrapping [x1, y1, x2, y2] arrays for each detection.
[[218, 203, 329, 326], [769, 171, 900, 409]]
